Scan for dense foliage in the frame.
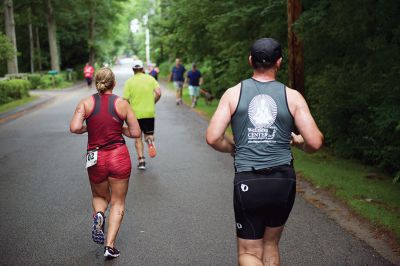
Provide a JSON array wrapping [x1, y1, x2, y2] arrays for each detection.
[[150, 0, 400, 175], [0, 32, 15, 61], [0, 79, 30, 104], [0, 0, 135, 75]]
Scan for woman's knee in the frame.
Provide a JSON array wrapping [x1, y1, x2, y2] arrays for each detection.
[[91, 190, 110, 202]]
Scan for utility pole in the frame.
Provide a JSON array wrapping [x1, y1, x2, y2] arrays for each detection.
[[287, 0, 304, 95], [143, 14, 150, 66]]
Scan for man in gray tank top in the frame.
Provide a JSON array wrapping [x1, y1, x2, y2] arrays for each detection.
[[206, 38, 323, 266]]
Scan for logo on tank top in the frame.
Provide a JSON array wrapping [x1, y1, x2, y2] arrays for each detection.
[[247, 95, 278, 143], [241, 184, 249, 192]]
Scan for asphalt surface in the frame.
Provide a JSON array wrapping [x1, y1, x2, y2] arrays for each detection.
[[0, 63, 393, 265]]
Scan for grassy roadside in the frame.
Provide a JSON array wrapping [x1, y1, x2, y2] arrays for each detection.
[[0, 95, 39, 113], [165, 81, 400, 242], [38, 81, 74, 90]]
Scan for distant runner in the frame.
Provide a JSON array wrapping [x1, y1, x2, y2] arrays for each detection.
[[185, 63, 203, 108], [124, 59, 161, 170], [169, 58, 186, 105], [70, 67, 141, 259], [149, 64, 159, 80], [83, 62, 95, 88], [206, 38, 323, 266]]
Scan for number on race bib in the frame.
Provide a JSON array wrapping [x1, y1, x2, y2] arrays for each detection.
[[86, 151, 98, 168]]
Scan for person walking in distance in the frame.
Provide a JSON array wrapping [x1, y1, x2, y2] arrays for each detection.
[[206, 38, 323, 266], [149, 64, 159, 80], [124, 59, 161, 170], [70, 68, 141, 259], [185, 63, 203, 108], [84, 62, 95, 89], [169, 58, 186, 105]]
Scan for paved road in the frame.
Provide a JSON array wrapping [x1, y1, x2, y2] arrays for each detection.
[[0, 64, 393, 265]]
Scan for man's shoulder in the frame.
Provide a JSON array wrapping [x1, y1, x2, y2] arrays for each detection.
[[224, 83, 241, 98], [124, 76, 137, 85], [285, 86, 301, 98]]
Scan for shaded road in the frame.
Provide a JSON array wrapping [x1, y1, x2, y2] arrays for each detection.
[[0, 63, 393, 265]]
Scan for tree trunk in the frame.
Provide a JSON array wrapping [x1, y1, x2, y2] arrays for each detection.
[[4, 0, 18, 74], [35, 26, 42, 71], [287, 0, 304, 95], [46, 0, 60, 71], [28, 7, 34, 73], [88, 1, 95, 65]]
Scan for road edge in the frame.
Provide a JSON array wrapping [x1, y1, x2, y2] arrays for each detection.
[[296, 175, 400, 265], [0, 82, 86, 125]]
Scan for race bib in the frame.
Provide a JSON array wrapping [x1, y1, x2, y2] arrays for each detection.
[[86, 151, 98, 168]]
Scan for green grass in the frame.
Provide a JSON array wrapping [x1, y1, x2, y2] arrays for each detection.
[[43, 81, 73, 90], [166, 81, 400, 241], [293, 148, 400, 240], [0, 95, 39, 113]]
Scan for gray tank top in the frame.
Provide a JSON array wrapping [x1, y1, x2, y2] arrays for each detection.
[[231, 79, 294, 172]]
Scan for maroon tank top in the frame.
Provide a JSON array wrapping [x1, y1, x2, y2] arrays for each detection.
[[86, 93, 125, 151]]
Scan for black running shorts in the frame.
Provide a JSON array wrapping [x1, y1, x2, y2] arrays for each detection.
[[233, 165, 296, 239], [138, 118, 155, 135]]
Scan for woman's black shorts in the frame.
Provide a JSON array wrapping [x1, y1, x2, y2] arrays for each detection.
[[233, 165, 296, 240]]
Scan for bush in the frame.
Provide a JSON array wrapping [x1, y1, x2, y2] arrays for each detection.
[[38, 74, 66, 89], [60, 70, 78, 82], [26, 74, 42, 90], [158, 61, 171, 78], [0, 79, 31, 105]]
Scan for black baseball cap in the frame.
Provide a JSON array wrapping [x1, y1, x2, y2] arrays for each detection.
[[250, 38, 282, 66]]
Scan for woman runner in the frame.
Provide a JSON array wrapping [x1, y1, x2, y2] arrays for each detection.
[[70, 67, 140, 259]]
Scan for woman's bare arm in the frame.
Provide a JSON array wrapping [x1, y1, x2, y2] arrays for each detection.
[[70, 100, 87, 134], [118, 99, 141, 138]]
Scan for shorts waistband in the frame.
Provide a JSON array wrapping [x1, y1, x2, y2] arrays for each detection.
[[87, 139, 125, 152], [250, 164, 293, 175]]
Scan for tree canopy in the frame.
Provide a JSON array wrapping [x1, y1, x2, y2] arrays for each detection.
[[1, 0, 135, 74], [148, 0, 400, 176]]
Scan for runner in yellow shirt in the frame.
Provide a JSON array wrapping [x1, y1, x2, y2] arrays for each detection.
[[124, 60, 161, 170]]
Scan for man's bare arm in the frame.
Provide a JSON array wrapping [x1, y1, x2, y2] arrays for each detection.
[[206, 91, 235, 153], [154, 87, 161, 103], [288, 89, 323, 153]]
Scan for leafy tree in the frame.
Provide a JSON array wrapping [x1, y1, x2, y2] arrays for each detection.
[[150, 0, 399, 175], [0, 32, 15, 61]]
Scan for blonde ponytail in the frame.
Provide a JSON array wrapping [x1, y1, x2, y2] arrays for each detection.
[[95, 68, 115, 93]]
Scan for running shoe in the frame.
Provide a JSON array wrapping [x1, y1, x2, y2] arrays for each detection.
[[147, 140, 157, 158], [137, 160, 146, 170], [92, 211, 105, 244], [104, 246, 120, 259]]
